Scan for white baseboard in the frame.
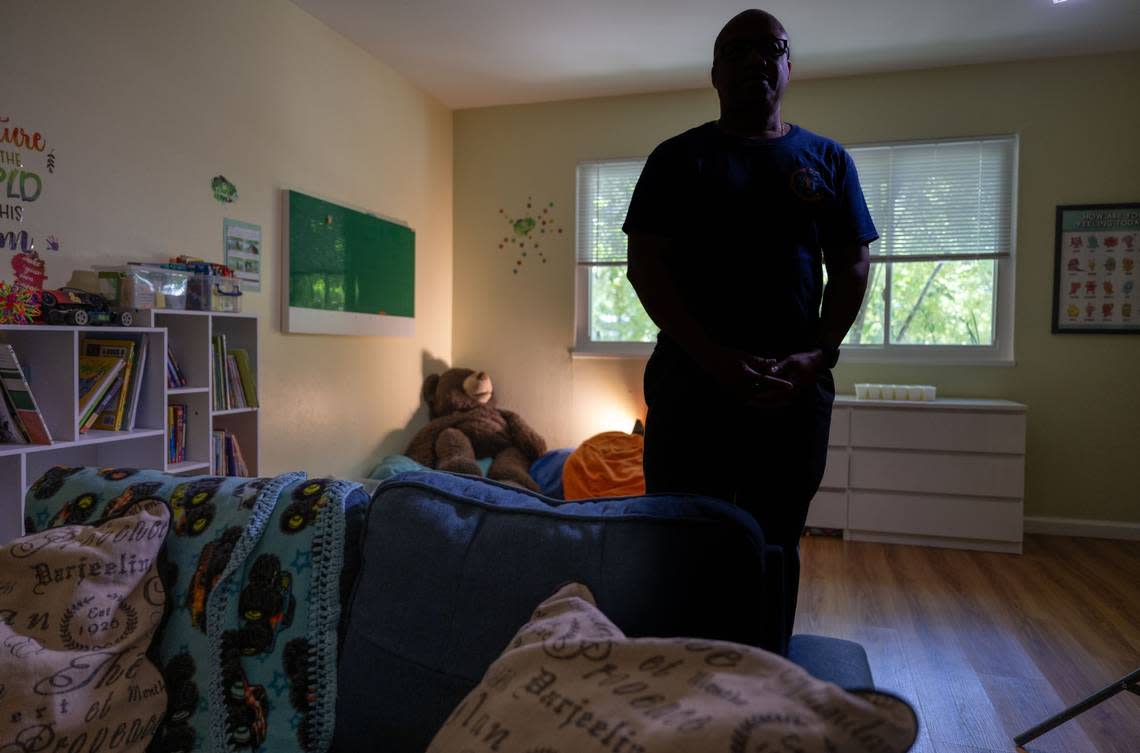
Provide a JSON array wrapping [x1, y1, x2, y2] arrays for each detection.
[[1023, 516, 1140, 541]]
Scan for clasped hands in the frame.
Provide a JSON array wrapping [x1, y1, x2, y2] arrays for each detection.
[[704, 345, 825, 407]]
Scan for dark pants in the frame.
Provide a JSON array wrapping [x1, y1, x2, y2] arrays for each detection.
[[642, 343, 834, 646]]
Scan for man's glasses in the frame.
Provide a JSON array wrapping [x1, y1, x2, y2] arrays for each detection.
[[717, 37, 790, 62]]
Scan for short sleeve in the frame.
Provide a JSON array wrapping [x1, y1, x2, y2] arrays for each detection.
[[622, 142, 686, 238], [819, 150, 879, 249]]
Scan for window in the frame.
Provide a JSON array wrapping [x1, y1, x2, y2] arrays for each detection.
[[574, 135, 1017, 362], [575, 159, 656, 356], [843, 136, 1017, 362]]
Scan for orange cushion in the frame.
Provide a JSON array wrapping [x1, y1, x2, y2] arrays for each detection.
[[562, 431, 645, 500]]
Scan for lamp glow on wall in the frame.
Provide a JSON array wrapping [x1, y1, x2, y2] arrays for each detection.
[[594, 405, 640, 435], [574, 389, 643, 440]]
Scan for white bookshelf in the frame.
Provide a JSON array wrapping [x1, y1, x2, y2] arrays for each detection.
[[134, 309, 259, 481], [0, 312, 259, 543], [0, 324, 167, 542]]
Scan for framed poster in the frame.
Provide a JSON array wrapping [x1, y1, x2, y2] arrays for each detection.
[[1052, 203, 1140, 334]]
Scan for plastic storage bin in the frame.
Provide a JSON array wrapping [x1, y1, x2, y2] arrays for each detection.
[[98, 266, 190, 310], [187, 274, 242, 312]]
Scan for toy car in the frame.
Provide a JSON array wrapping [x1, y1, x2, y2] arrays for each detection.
[[40, 287, 133, 326]]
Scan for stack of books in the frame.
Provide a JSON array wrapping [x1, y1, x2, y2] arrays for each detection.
[[212, 334, 257, 411], [0, 344, 52, 445], [168, 403, 187, 464], [78, 336, 149, 433], [212, 430, 249, 476]]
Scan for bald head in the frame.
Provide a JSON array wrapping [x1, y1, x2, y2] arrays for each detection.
[[714, 9, 788, 61], [710, 9, 792, 132]]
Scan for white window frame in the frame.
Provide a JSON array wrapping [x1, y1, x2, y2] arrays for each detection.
[[574, 158, 655, 358], [841, 134, 1019, 365], [573, 135, 1019, 364]]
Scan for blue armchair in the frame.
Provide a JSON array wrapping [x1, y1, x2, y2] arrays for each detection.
[[334, 471, 871, 752]]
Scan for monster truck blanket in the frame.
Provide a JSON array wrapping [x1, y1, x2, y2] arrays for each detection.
[[24, 466, 364, 753]]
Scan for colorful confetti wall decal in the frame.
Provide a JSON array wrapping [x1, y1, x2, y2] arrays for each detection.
[[0, 280, 41, 324], [499, 196, 563, 274]]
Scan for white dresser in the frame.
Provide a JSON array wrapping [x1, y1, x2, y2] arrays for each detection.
[[807, 396, 1027, 553]]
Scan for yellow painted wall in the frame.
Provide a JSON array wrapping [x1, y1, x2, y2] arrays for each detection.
[[454, 51, 1140, 523], [6, 0, 453, 479]]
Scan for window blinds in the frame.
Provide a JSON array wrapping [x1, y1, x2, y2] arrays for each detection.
[[577, 159, 646, 264], [849, 136, 1016, 258], [576, 136, 1015, 263]]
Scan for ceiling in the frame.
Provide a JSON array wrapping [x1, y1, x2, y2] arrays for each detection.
[[292, 0, 1140, 109]]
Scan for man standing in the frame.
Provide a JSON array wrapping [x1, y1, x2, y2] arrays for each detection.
[[623, 9, 876, 645]]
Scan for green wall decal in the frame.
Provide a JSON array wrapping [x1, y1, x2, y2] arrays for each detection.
[[499, 196, 563, 274], [211, 175, 237, 203]]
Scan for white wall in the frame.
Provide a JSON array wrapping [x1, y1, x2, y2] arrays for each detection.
[[5, 0, 454, 479]]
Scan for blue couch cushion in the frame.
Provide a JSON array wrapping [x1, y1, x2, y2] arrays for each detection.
[[529, 447, 573, 498], [788, 634, 874, 689], [333, 471, 775, 753]]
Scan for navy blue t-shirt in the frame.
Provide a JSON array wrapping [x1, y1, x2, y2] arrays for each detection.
[[622, 121, 878, 357]]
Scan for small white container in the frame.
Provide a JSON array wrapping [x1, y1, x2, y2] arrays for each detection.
[[923, 386, 937, 401], [854, 383, 869, 399], [907, 385, 925, 401], [865, 384, 882, 399]]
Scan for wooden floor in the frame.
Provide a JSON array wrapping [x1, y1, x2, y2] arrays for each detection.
[[794, 534, 1140, 753]]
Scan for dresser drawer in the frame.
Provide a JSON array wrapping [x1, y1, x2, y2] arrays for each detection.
[[851, 408, 1025, 454], [819, 448, 848, 488], [849, 491, 1022, 542], [806, 490, 847, 529], [828, 407, 850, 447], [850, 449, 1024, 498]]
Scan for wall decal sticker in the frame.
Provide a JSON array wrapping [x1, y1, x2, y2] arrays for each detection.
[[11, 249, 46, 290], [1, 115, 59, 320], [211, 175, 238, 203], [499, 197, 563, 274]]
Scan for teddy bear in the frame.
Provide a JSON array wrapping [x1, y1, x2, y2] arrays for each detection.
[[405, 368, 547, 492]]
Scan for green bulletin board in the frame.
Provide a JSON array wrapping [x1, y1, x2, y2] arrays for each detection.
[[283, 189, 415, 336]]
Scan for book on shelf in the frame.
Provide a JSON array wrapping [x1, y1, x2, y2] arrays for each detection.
[[78, 355, 125, 431], [0, 344, 52, 444], [225, 354, 246, 409], [228, 348, 258, 408], [167, 347, 188, 389], [168, 403, 187, 464], [212, 334, 229, 411], [231, 432, 249, 476], [0, 371, 28, 444], [81, 373, 123, 433], [81, 337, 141, 431], [178, 407, 186, 463], [212, 429, 249, 476], [210, 342, 258, 412], [125, 335, 149, 430]]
